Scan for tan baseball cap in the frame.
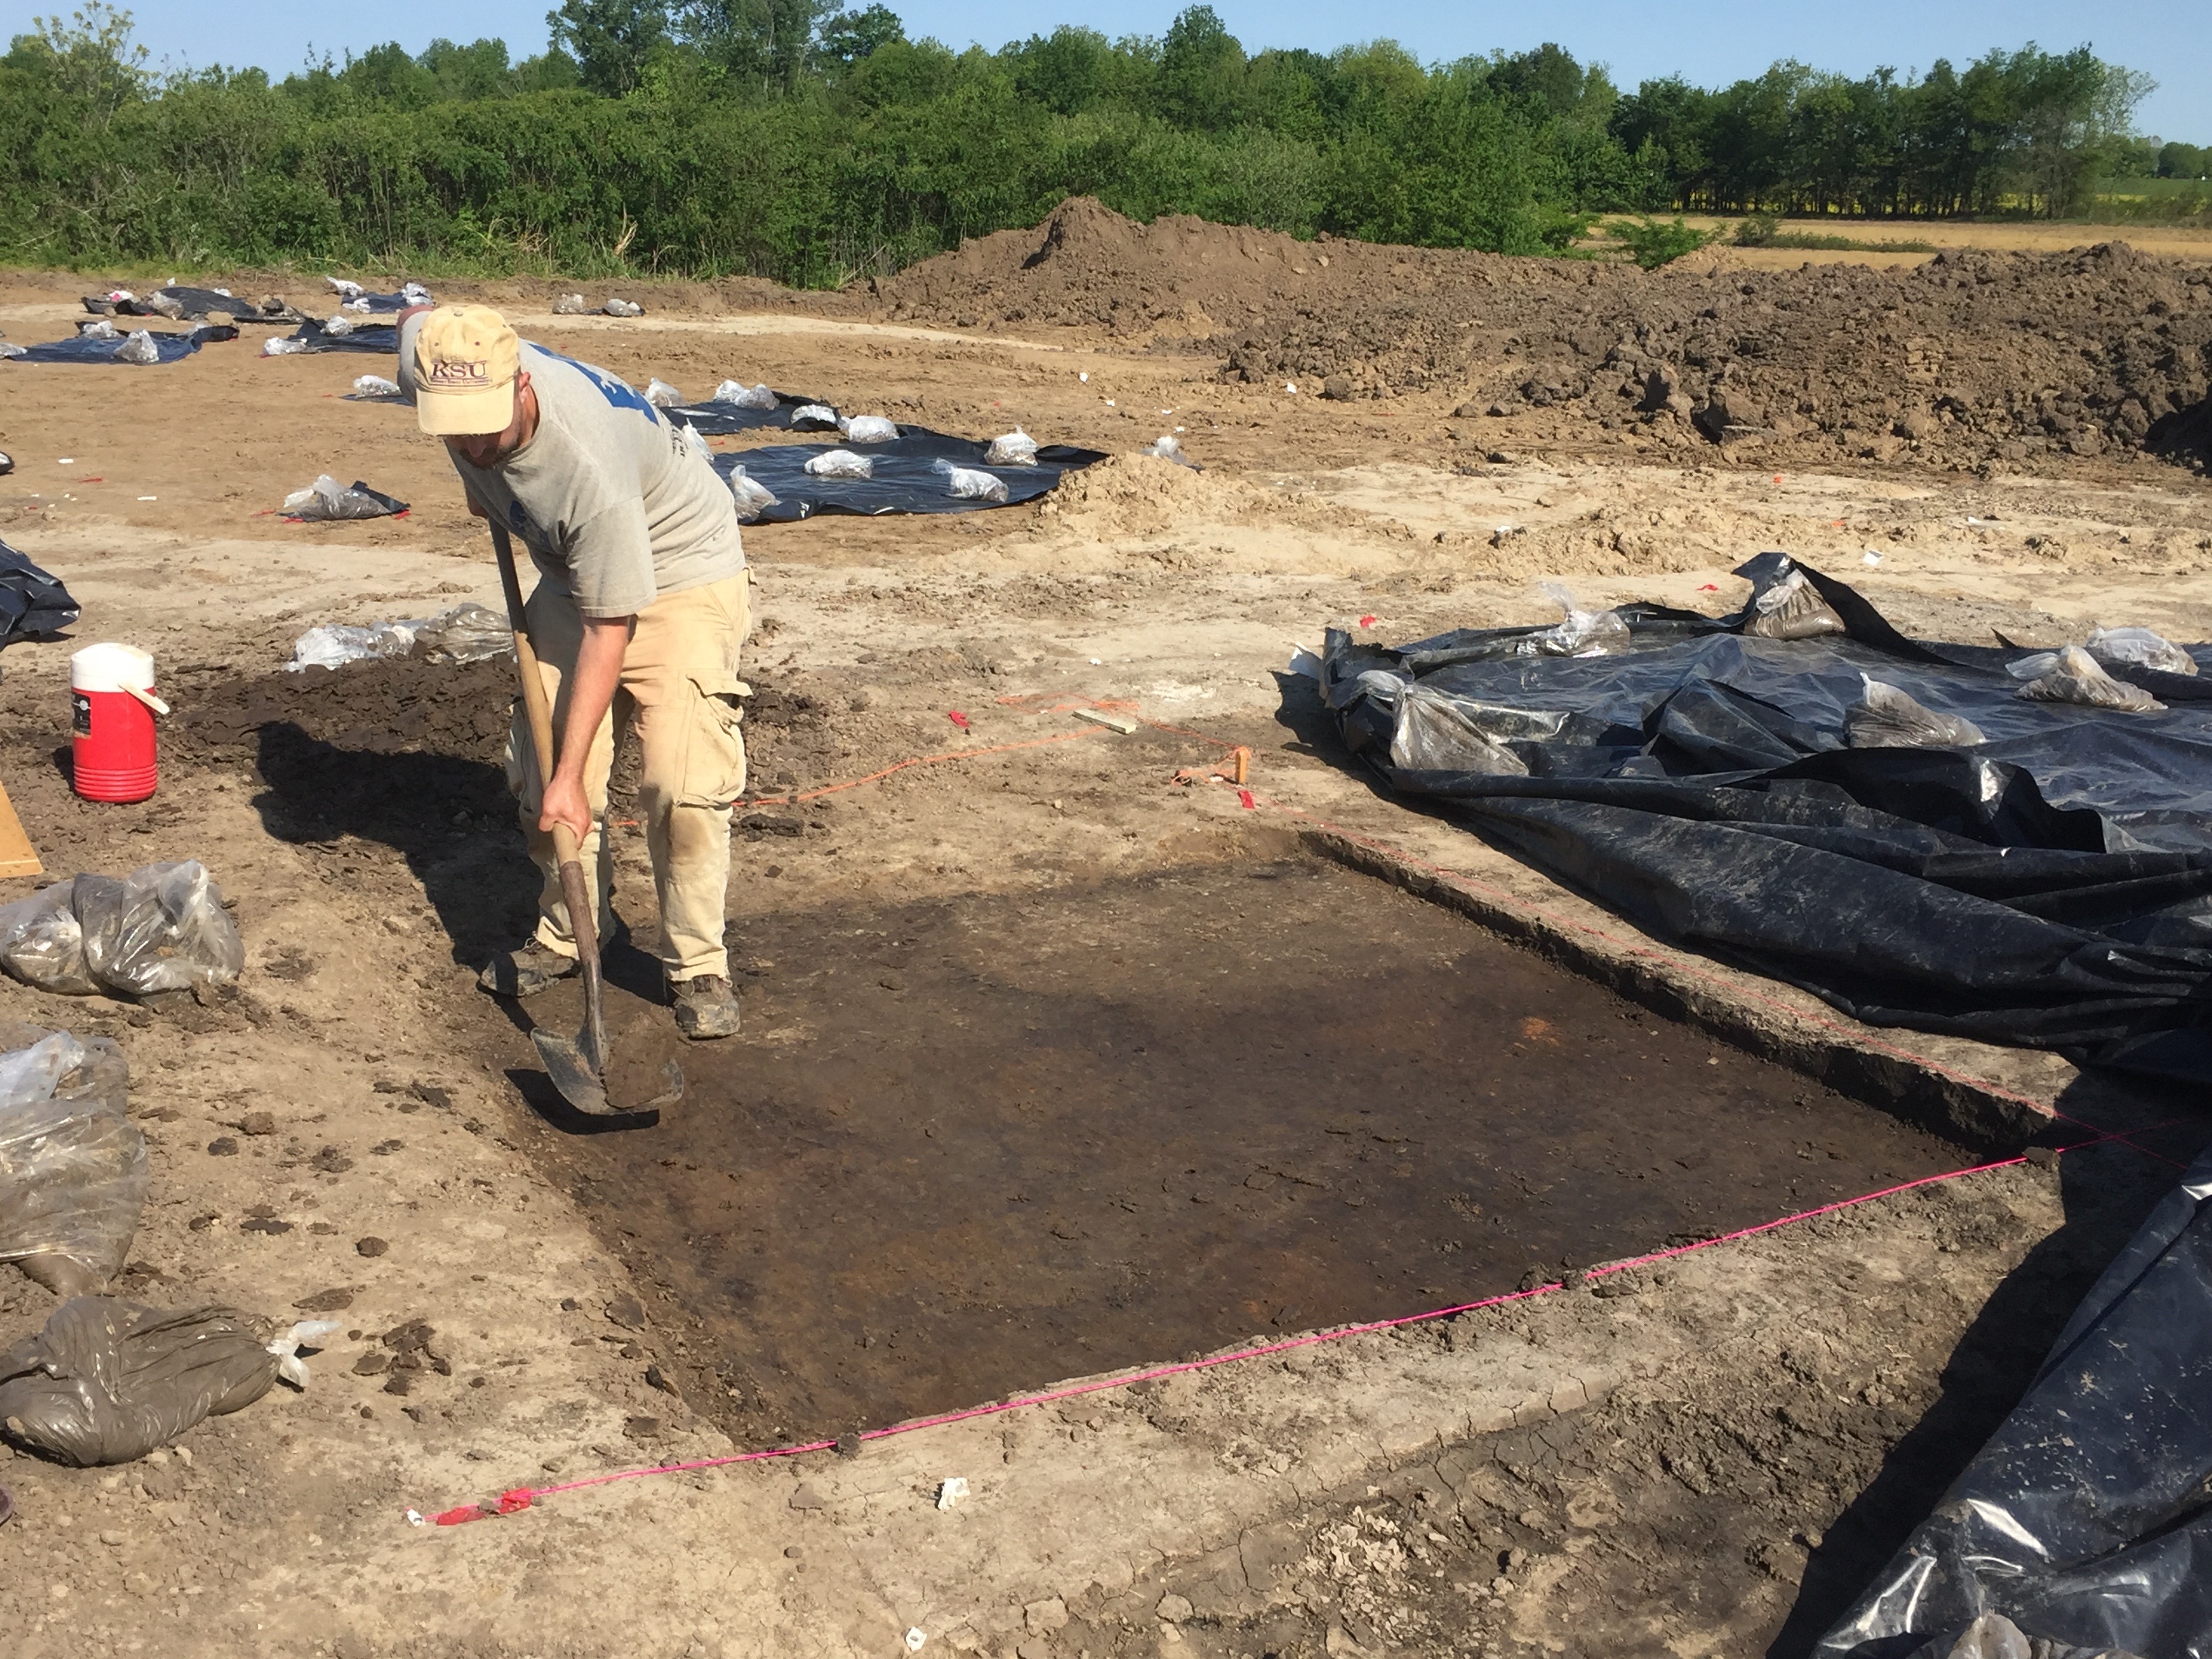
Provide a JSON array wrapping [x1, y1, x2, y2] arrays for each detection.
[[412, 304, 520, 435]]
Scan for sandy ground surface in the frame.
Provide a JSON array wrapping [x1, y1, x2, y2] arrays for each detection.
[[0, 242, 2209, 1659]]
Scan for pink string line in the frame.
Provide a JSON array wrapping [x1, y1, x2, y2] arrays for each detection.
[[423, 1148, 2080, 1526]]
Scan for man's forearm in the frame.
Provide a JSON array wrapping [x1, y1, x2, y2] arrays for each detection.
[[554, 616, 632, 790]]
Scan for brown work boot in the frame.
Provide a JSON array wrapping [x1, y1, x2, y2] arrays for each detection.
[[476, 941, 580, 998], [670, 974, 740, 1040]]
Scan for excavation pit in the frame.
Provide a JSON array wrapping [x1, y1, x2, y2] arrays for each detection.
[[523, 851, 1969, 1441]]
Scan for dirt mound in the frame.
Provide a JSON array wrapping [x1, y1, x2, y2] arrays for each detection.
[[1031, 451, 1353, 539], [880, 199, 2212, 473], [878, 194, 1540, 340], [1222, 239, 2212, 473], [167, 656, 516, 768]]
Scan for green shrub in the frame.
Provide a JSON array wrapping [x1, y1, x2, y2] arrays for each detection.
[[1610, 216, 1711, 268]]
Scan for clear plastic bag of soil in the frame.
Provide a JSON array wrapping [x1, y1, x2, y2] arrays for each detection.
[[713, 380, 777, 409], [986, 429, 1040, 466], [553, 293, 591, 315], [411, 603, 512, 665], [78, 319, 119, 341], [932, 457, 1008, 502], [0, 882, 101, 994], [1522, 581, 1631, 657], [1743, 564, 1848, 640], [281, 475, 407, 522], [2012, 646, 2165, 713], [350, 373, 402, 399], [2084, 625, 2198, 678], [113, 329, 161, 366], [75, 862, 246, 998], [728, 465, 777, 523], [839, 414, 899, 444], [602, 298, 642, 318], [287, 618, 420, 671], [805, 449, 874, 479], [0, 1027, 144, 1296], [789, 403, 839, 431], [261, 336, 310, 357], [1389, 684, 1533, 775], [0, 1297, 338, 1466], [1902, 1613, 2145, 1659], [677, 424, 712, 465], [1846, 676, 1988, 749], [644, 378, 682, 408]]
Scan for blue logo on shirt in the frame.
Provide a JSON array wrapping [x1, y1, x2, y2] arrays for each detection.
[[532, 348, 661, 424]]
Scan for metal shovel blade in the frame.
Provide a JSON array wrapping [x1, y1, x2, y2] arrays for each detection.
[[532, 1025, 613, 1115]]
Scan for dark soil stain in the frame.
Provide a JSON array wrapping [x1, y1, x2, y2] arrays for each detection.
[[533, 855, 1967, 1440]]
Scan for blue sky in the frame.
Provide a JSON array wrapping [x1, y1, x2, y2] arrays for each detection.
[[39, 0, 2210, 140]]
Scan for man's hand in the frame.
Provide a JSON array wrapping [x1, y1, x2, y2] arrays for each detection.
[[538, 614, 633, 851], [539, 771, 594, 849]]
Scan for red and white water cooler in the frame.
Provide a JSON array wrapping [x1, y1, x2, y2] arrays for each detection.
[[71, 642, 169, 803]]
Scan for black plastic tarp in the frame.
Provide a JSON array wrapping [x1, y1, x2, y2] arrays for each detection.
[[1319, 555, 2212, 1083], [6, 326, 238, 365], [672, 396, 837, 435], [276, 320, 398, 355], [1816, 1139, 2212, 1658], [85, 287, 290, 322], [0, 540, 81, 645], [707, 427, 1105, 520]]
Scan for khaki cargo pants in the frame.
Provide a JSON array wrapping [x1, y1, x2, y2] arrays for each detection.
[[508, 573, 749, 984]]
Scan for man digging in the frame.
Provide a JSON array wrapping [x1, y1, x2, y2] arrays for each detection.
[[398, 303, 747, 1040]]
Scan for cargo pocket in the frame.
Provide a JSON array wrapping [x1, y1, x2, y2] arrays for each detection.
[[680, 676, 748, 808]]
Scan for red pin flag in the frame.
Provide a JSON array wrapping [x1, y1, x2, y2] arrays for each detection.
[[947, 710, 970, 731]]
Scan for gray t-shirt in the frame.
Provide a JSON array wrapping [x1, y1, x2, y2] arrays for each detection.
[[398, 316, 743, 617]]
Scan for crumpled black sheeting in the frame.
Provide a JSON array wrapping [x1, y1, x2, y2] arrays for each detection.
[[7, 326, 238, 365], [85, 287, 289, 322], [1320, 554, 2212, 1082], [0, 540, 80, 646], [275, 320, 398, 355], [707, 427, 1106, 519], [1816, 1141, 2212, 1658]]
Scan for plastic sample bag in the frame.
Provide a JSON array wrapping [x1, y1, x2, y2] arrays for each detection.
[[932, 457, 1008, 502], [113, 330, 161, 365], [553, 293, 590, 315], [713, 381, 777, 409], [350, 374, 402, 399], [728, 466, 777, 523], [280, 475, 408, 521], [1845, 677, 1987, 748], [262, 336, 309, 356], [411, 603, 511, 665], [0, 864, 241, 1000], [644, 378, 682, 408], [0, 1298, 338, 1466], [1389, 685, 1533, 775], [2014, 645, 2165, 713], [840, 414, 899, 444], [985, 429, 1040, 466], [603, 298, 642, 318], [78, 863, 246, 998], [1143, 434, 1197, 468], [2085, 625, 2198, 678], [806, 449, 874, 479], [78, 319, 119, 341], [790, 403, 840, 431], [1744, 563, 1848, 640], [287, 619, 419, 671], [0, 1027, 144, 1296], [677, 424, 712, 465], [1523, 581, 1631, 657]]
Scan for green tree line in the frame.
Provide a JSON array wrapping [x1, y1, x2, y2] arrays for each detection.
[[0, 2, 2183, 286]]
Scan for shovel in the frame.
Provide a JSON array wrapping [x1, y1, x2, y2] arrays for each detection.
[[489, 523, 680, 1120]]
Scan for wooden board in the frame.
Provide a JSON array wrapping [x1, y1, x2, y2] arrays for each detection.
[[0, 777, 42, 878]]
